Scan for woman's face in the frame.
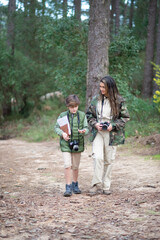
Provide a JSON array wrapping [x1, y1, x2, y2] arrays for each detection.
[[100, 82, 108, 96]]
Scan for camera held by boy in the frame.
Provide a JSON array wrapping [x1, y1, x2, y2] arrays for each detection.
[[54, 94, 89, 197]]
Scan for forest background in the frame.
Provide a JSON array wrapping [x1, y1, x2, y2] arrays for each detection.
[[0, 0, 160, 143]]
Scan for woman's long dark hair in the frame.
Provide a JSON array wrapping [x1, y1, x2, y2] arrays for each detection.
[[100, 76, 119, 118]]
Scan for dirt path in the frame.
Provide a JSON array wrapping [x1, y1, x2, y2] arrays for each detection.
[[0, 138, 160, 240]]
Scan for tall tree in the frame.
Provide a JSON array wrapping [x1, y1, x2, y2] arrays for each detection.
[[3, 0, 16, 116], [42, 0, 46, 16], [115, 0, 120, 34], [110, 0, 116, 35], [129, 0, 134, 29], [74, 0, 81, 21], [7, 0, 16, 55], [134, 0, 149, 40], [142, 0, 157, 98], [123, 0, 128, 26], [63, 0, 67, 18], [153, 1, 160, 93], [86, 0, 110, 107]]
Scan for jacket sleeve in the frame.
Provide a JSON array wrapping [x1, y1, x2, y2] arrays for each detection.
[[54, 115, 63, 137], [83, 115, 89, 135], [86, 102, 97, 128], [111, 101, 130, 130]]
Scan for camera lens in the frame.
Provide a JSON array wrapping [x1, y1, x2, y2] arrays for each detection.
[[102, 124, 108, 130], [73, 145, 79, 151]]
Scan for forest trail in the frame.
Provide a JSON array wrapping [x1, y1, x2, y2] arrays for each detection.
[[0, 138, 160, 240]]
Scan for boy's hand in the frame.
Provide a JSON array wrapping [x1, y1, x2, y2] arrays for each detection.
[[78, 129, 86, 134], [62, 132, 70, 141]]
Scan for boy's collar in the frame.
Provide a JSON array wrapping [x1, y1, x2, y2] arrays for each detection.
[[68, 110, 78, 115]]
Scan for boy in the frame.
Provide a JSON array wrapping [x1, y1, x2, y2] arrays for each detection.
[[55, 95, 89, 197]]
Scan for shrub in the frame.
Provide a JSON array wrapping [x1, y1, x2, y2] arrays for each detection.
[[153, 64, 160, 113]]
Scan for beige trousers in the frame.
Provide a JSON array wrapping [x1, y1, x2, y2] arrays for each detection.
[[92, 131, 117, 190]]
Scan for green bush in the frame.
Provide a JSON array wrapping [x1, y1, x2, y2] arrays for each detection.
[[153, 63, 160, 113]]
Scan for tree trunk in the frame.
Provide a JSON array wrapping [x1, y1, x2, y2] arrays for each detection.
[[4, 0, 16, 116], [129, 0, 134, 29], [153, 1, 160, 94], [74, 0, 81, 21], [42, 0, 46, 16], [86, 0, 110, 107], [142, 0, 157, 98], [29, 0, 37, 57], [110, 0, 116, 35], [7, 0, 16, 55], [115, 0, 120, 34], [63, 0, 67, 18], [123, 0, 128, 26]]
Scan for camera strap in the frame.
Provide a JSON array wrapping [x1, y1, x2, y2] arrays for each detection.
[[100, 95, 104, 120], [67, 111, 80, 142]]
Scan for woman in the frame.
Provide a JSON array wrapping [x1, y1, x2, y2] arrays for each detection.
[[86, 75, 130, 195]]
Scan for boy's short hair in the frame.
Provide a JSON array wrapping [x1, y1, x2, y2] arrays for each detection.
[[65, 95, 80, 107]]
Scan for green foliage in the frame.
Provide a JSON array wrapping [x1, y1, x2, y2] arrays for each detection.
[[109, 26, 142, 97], [109, 27, 160, 139], [0, 15, 88, 118], [145, 155, 160, 161], [133, 0, 149, 40], [153, 63, 160, 113], [0, 97, 66, 141], [37, 17, 88, 99], [0, 45, 53, 117]]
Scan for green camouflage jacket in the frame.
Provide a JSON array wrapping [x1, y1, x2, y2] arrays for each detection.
[[86, 95, 130, 146]]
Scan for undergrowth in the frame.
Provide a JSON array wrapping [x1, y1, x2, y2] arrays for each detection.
[[0, 97, 160, 142]]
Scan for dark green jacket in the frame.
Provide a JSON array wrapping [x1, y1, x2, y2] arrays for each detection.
[[86, 95, 130, 146], [54, 110, 89, 152]]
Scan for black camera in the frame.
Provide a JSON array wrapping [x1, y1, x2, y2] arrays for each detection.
[[69, 140, 79, 151], [100, 121, 110, 130]]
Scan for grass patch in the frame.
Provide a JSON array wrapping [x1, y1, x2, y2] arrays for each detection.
[[125, 118, 160, 138], [145, 210, 160, 216], [145, 154, 160, 161]]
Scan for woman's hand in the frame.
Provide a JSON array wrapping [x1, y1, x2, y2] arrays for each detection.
[[95, 123, 112, 132], [95, 123, 102, 131], [107, 124, 112, 132], [62, 132, 70, 141]]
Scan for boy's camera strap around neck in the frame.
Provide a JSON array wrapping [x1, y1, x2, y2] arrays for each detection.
[[67, 111, 80, 142]]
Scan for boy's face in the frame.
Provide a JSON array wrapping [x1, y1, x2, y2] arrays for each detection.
[[68, 105, 79, 114]]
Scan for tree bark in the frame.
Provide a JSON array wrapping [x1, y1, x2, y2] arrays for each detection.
[[7, 0, 16, 55], [86, 0, 110, 107], [123, 0, 128, 26], [129, 0, 134, 29], [110, 0, 116, 35], [142, 0, 157, 98], [4, 0, 16, 116], [74, 0, 81, 21], [42, 0, 46, 16], [63, 0, 67, 18], [115, 0, 120, 34], [153, 1, 160, 94], [29, 0, 37, 57]]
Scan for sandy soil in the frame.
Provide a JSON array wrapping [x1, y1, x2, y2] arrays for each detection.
[[0, 137, 160, 240]]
